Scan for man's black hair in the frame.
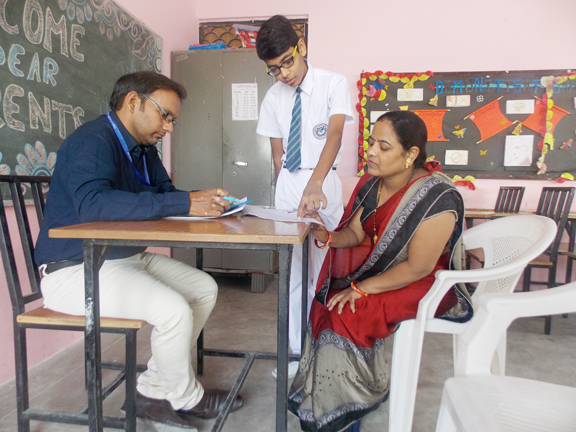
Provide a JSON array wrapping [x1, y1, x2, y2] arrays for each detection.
[[256, 15, 299, 61], [109, 71, 187, 111]]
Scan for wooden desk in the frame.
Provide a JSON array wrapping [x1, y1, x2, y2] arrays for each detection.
[[50, 215, 310, 432]]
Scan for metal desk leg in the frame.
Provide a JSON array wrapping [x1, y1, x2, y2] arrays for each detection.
[[196, 248, 204, 376], [84, 241, 106, 432], [276, 244, 293, 432], [301, 235, 309, 352]]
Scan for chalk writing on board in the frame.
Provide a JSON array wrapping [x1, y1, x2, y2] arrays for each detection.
[[0, 0, 161, 178]]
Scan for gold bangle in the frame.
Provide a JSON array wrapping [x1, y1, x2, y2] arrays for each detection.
[[315, 232, 332, 249], [351, 281, 368, 297]]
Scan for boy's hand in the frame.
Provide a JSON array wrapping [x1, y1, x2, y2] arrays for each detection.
[[297, 183, 327, 219]]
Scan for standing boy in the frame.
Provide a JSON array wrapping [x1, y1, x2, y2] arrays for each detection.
[[256, 15, 355, 377]]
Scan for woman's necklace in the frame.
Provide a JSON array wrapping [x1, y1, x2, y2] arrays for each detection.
[[373, 168, 417, 243]]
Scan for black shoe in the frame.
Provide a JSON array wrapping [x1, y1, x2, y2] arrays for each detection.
[[177, 389, 244, 420], [123, 391, 196, 429]]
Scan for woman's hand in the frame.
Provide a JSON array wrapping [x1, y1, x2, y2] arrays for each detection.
[[327, 287, 363, 314], [305, 211, 330, 243]]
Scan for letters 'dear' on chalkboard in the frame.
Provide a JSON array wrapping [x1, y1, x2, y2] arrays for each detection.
[[357, 70, 576, 180], [0, 0, 162, 179]]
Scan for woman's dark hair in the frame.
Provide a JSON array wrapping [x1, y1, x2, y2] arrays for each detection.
[[256, 15, 300, 61], [109, 71, 187, 111], [376, 111, 428, 167]]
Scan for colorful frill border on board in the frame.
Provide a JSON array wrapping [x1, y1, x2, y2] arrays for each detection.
[[356, 71, 433, 176]]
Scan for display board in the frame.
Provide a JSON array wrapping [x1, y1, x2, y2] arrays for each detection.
[[357, 70, 576, 180], [0, 0, 162, 178]]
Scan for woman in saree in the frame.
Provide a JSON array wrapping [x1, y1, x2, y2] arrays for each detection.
[[287, 111, 472, 432]]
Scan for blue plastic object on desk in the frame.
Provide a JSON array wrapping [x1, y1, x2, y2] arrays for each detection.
[[229, 199, 252, 210]]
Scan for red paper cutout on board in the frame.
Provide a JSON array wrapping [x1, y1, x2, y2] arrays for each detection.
[[466, 99, 513, 143], [522, 97, 570, 137], [413, 109, 448, 142]]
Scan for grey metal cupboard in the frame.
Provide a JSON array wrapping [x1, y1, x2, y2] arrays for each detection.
[[170, 49, 277, 292]]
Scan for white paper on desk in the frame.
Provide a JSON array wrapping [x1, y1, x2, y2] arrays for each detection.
[[242, 205, 325, 226], [164, 198, 249, 221]]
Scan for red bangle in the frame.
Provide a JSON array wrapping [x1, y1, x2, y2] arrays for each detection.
[[351, 281, 368, 297], [315, 232, 332, 249]]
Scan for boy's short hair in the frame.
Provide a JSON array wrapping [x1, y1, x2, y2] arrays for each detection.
[[109, 71, 187, 111], [256, 15, 299, 61]]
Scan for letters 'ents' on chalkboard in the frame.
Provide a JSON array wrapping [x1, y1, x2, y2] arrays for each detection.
[[0, 0, 161, 179], [358, 70, 576, 180]]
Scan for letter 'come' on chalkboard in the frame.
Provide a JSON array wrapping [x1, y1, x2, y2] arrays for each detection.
[[0, 0, 162, 177]]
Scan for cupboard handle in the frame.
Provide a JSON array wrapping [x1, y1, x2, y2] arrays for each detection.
[[233, 161, 248, 167]]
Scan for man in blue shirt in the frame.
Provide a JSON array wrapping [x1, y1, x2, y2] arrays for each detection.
[[35, 71, 242, 428]]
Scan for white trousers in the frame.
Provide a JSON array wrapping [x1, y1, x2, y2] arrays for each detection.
[[275, 168, 343, 355], [40, 252, 217, 410]]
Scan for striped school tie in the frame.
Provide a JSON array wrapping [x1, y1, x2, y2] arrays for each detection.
[[285, 87, 302, 173]]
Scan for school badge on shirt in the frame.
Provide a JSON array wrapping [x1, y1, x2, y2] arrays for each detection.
[[313, 123, 328, 140]]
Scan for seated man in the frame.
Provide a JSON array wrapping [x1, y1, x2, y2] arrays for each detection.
[[35, 71, 242, 429]]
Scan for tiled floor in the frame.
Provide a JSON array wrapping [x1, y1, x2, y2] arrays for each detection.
[[1, 274, 576, 431]]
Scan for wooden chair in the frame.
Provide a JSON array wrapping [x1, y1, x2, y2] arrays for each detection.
[[493, 186, 525, 213], [563, 250, 576, 283], [558, 217, 576, 285], [522, 186, 575, 335], [0, 175, 146, 432]]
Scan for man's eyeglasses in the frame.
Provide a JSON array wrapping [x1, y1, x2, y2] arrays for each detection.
[[139, 93, 177, 126], [266, 46, 298, 77]]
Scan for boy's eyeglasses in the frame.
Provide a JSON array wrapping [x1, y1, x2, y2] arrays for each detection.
[[139, 93, 177, 126], [266, 46, 298, 77]]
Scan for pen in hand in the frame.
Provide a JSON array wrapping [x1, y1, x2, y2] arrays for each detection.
[[220, 196, 240, 202]]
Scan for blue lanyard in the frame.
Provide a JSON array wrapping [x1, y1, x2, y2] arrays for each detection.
[[106, 113, 150, 186]]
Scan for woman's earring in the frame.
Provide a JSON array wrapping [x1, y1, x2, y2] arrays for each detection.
[[405, 159, 411, 169]]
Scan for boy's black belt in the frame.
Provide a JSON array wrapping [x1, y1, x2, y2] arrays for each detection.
[[45, 259, 83, 274]]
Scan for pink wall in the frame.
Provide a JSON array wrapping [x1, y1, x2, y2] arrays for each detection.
[[2, 0, 575, 385], [196, 0, 576, 211]]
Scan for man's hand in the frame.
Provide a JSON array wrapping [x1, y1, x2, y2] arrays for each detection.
[[188, 188, 231, 217], [297, 182, 327, 220]]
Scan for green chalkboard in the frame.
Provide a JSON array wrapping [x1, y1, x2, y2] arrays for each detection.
[[0, 0, 161, 177], [358, 69, 576, 179]]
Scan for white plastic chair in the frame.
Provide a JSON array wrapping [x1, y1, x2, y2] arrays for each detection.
[[389, 215, 557, 432], [435, 281, 576, 432]]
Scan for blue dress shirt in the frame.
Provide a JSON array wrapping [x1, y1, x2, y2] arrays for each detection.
[[35, 112, 190, 265]]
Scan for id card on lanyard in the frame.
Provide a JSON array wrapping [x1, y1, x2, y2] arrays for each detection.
[[106, 112, 151, 186]]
